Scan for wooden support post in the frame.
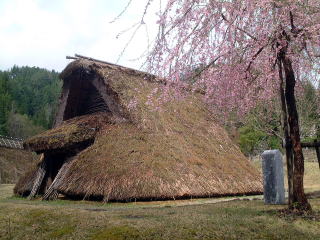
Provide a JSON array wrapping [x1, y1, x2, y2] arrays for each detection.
[[314, 140, 320, 170], [28, 154, 46, 199], [42, 157, 74, 201]]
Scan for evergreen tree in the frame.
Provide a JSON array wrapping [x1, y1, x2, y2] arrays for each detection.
[[0, 66, 62, 138]]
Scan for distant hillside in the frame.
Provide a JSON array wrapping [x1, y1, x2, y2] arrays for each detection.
[[0, 66, 62, 138]]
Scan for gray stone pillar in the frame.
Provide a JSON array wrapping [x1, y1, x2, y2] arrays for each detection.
[[261, 150, 285, 204]]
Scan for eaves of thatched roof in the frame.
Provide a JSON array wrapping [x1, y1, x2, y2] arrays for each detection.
[[23, 113, 111, 153]]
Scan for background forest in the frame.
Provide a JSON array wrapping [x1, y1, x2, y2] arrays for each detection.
[[236, 80, 319, 156], [0, 65, 318, 156], [0, 66, 62, 138]]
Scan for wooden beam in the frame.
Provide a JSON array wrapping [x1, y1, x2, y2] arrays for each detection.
[[314, 140, 320, 169], [42, 157, 74, 201], [284, 140, 320, 148], [28, 154, 46, 199], [66, 56, 78, 60], [74, 54, 118, 66], [301, 141, 320, 148]]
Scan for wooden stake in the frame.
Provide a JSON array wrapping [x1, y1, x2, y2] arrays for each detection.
[[314, 140, 320, 170], [28, 154, 46, 199]]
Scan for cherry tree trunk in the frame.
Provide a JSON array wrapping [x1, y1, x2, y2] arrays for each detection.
[[282, 56, 311, 211], [278, 61, 294, 207]]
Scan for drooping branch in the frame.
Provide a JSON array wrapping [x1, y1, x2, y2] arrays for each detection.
[[246, 44, 268, 72], [221, 13, 258, 41], [109, 0, 133, 23], [186, 55, 222, 82]]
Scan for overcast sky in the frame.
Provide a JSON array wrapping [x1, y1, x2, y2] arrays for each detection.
[[0, 0, 160, 72]]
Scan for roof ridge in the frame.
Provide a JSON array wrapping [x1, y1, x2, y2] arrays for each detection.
[[66, 54, 155, 78]]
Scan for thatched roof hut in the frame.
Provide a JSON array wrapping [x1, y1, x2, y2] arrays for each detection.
[[14, 57, 263, 201]]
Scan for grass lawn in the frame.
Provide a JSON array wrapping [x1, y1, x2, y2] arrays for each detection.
[[0, 162, 319, 240], [304, 162, 320, 193], [0, 184, 319, 240], [252, 160, 320, 194]]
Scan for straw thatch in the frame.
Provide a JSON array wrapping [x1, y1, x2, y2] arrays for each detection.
[[23, 112, 111, 153], [14, 160, 41, 196], [15, 58, 263, 201], [0, 146, 39, 184]]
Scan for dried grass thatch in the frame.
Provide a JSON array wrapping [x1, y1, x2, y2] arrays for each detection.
[[13, 159, 41, 196], [15, 59, 263, 201], [0, 147, 39, 184], [24, 112, 112, 153]]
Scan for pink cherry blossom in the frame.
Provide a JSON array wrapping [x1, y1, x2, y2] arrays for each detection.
[[146, 0, 320, 119]]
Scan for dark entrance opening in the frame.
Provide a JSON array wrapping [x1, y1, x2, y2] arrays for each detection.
[[39, 139, 94, 195], [63, 70, 110, 121], [40, 152, 66, 193]]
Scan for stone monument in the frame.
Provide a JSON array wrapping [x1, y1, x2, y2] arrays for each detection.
[[261, 150, 285, 204]]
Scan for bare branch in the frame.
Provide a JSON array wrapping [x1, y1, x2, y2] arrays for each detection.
[[221, 13, 258, 41], [186, 55, 222, 82], [246, 44, 267, 72], [109, 0, 133, 23], [141, 0, 153, 24], [116, 24, 143, 63]]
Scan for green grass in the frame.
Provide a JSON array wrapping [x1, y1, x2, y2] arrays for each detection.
[[0, 185, 319, 239], [0, 184, 14, 200]]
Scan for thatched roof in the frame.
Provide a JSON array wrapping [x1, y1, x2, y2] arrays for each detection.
[[15, 58, 263, 201], [23, 113, 111, 153]]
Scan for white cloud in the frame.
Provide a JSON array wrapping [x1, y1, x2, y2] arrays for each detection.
[[0, 0, 161, 72]]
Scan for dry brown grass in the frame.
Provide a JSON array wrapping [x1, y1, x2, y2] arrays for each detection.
[[0, 147, 39, 184], [304, 162, 320, 193], [0, 184, 14, 199]]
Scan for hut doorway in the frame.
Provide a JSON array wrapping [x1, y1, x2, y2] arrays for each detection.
[[36, 139, 94, 199], [40, 152, 66, 193]]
